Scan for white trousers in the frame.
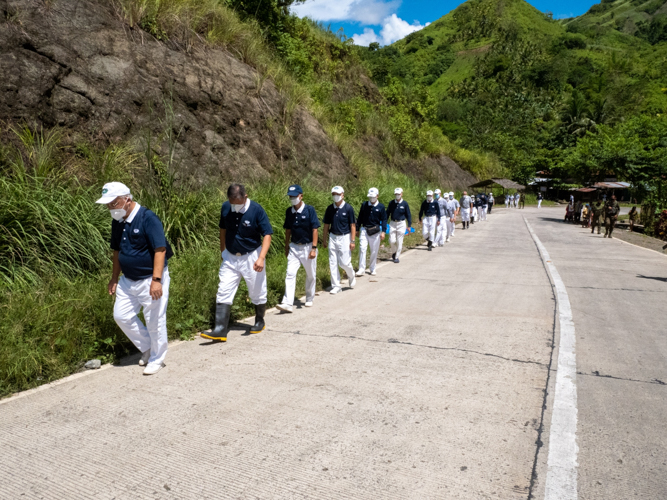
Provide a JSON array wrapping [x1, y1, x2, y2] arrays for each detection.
[[505, 200, 509, 208], [358, 228, 381, 273], [282, 243, 317, 305], [328, 233, 355, 289], [217, 248, 267, 305], [446, 219, 454, 240], [479, 205, 487, 221], [461, 208, 470, 222], [451, 216, 456, 236], [538, 200, 542, 208], [422, 215, 437, 242], [435, 218, 446, 246], [472, 207, 479, 221], [114, 268, 170, 367], [389, 220, 406, 259]]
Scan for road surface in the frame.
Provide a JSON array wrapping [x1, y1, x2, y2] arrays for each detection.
[[1, 206, 665, 499]]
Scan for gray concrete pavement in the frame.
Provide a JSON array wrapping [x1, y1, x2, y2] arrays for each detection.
[[1, 206, 664, 499]]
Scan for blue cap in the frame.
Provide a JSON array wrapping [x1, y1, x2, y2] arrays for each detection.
[[287, 185, 303, 196]]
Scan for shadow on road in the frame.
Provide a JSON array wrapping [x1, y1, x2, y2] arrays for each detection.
[[637, 275, 667, 283]]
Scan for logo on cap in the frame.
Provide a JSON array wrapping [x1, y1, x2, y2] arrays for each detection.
[[102, 189, 108, 194]]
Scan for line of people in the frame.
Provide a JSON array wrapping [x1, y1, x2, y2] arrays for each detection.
[[95, 182, 492, 375], [565, 196, 622, 238], [504, 192, 527, 209]]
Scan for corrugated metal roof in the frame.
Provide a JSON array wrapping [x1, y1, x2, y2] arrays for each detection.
[[469, 178, 526, 190], [593, 182, 631, 189]]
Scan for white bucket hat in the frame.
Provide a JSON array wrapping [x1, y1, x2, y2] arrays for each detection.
[[95, 182, 131, 204]]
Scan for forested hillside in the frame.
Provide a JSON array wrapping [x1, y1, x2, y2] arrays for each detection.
[[359, 0, 667, 200]]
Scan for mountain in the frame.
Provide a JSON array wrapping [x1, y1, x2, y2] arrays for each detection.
[[359, 0, 667, 185]]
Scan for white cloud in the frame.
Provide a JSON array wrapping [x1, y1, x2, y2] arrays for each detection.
[[292, 0, 400, 25], [352, 14, 429, 46]]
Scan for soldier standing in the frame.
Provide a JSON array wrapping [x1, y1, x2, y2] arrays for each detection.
[[604, 195, 621, 238], [591, 199, 604, 235]]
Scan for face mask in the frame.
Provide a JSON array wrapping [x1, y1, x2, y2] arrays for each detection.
[[449, 195, 454, 200], [435, 194, 440, 199], [395, 195, 402, 201], [231, 203, 245, 212], [427, 196, 433, 202], [369, 197, 378, 203], [332, 195, 342, 203], [290, 196, 301, 206], [109, 198, 129, 221]]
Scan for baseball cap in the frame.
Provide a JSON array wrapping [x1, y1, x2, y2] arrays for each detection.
[[426, 190, 434, 196], [394, 188, 403, 195], [287, 185, 303, 196], [331, 185, 344, 194], [435, 189, 442, 194], [96, 182, 131, 204], [367, 187, 379, 197], [449, 192, 454, 196]]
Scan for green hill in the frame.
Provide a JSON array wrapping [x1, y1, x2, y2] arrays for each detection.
[[359, 0, 667, 186]]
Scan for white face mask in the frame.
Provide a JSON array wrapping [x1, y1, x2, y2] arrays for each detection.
[[332, 195, 342, 203], [427, 196, 433, 202], [231, 203, 245, 212], [395, 195, 402, 201], [369, 197, 378, 204], [109, 198, 129, 221], [290, 196, 301, 206]]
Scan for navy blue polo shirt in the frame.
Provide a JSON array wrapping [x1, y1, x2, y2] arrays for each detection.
[[110, 205, 173, 281], [323, 202, 355, 235], [356, 201, 387, 232], [283, 204, 320, 244], [419, 200, 441, 221], [386, 199, 412, 226], [219, 200, 274, 254]]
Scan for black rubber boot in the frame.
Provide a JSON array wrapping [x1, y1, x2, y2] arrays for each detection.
[[201, 303, 231, 342], [250, 304, 266, 334], [427, 240, 432, 251]]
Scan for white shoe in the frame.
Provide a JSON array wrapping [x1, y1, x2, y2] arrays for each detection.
[[349, 276, 356, 288], [305, 301, 313, 307], [330, 287, 342, 295], [355, 270, 365, 277], [143, 363, 164, 375], [276, 303, 293, 313], [446, 238, 450, 243], [139, 349, 151, 366], [370, 270, 377, 276]]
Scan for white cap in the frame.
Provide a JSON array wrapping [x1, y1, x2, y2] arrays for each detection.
[[394, 188, 403, 195], [449, 191, 454, 196], [331, 185, 344, 194], [367, 187, 379, 197], [95, 182, 131, 204], [434, 189, 442, 194], [426, 190, 434, 196]]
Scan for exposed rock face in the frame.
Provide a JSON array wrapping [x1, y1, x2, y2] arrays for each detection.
[[0, 0, 349, 185]]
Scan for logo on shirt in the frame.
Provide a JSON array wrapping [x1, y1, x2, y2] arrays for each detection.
[[342, 212, 346, 216], [133, 229, 139, 233], [301, 215, 306, 219], [243, 220, 251, 227]]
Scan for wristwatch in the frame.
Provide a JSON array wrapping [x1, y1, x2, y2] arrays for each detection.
[[152, 277, 162, 283]]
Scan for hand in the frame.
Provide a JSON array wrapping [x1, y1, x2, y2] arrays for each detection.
[[350, 242, 355, 250], [150, 280, 163, 301], [108, 278, 118, 295], [380, 232, 385, 241], [308, 249, 317, 260], [285, 247, 290, 258], [253, 257, 265, 272], [437, 220, 440, 226], [323, 239, 328, 248]]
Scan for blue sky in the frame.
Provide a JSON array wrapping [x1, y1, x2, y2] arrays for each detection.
[[292, 0, 598, 46]]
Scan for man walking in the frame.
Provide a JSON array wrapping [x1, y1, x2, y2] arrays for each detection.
[[604, 195, 621, 239], [591, 199, 604, 235], [203, 183, 273, 342], [435, 189, 447, 246], [356, 188, 387, 276], [387, 188, 412, 263], [449, 192, 460, 237], [323, 186, 356, 294], [537, 192, 543, 208], [519, 192, 525, 209], [487, 192, 494, 214], [97, 182, 173, 375], [460, 191, 472, 230], [419, 190, 441, 251], [478, 192, 488, 221], [276, 185, 320, 313]]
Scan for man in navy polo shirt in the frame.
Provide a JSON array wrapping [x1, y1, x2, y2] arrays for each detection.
[[323, 186, 356, 295], [96, 182, 173, 376], [276, 185, 320, 313], [419, 190, 441, 251], [202, 184, 273, 342], [386, 187, 412, 263], [355, 187, 387, 277]]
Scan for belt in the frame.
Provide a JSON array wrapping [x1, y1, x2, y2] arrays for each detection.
[[291, 242, 311, 246], [330, 232, 348, 236]]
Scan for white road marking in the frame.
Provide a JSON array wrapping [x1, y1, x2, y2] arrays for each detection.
[[524, 217, 579, 500]]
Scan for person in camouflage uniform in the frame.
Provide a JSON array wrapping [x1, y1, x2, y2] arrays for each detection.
[[591, 199, 604, 235], [604, 195, 621, 238]]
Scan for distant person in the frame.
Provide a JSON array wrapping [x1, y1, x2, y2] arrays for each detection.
[[419, 190, 441, 251], [604, 195, 621, 239], [276, 185, 319, 314], [505, 195, 510, 209], [570, 194, 575, 205], [355, 187, 387, 276], [449, 192, 459, 237], [478, 193, 488, 221], [537, 193, 543, 208], [487, 193, 494, 213], [574, 200, 582, 223], [564, 202, 574, 222], [434, 189, 447, 247], [471, 195, 479, 223], [323, 186, 356, 294], [387, 188, 412, 263], [591, 199, 604, 235], [581, 203, 590, 228], [203, 183, 273, 343], [519, 192, 525, 209], [628, 206, 638, 232], [460, 191, 472, 229], [97, 182, 173, 375]]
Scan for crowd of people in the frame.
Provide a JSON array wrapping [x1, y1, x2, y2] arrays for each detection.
[[563, 193, 628, 238], [95, 182, 496, 375], [504, 192, 527, 209]]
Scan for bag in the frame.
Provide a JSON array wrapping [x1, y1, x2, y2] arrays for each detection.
[[365, 225, 381, 236]]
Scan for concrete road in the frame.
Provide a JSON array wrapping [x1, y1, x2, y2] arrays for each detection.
[[1, 207, 665, 499]]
